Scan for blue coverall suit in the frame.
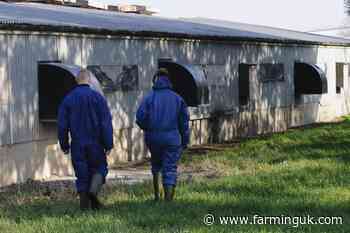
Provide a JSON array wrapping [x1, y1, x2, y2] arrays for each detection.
[[136, 76, 190, 187], [58, 84, 113, 193]]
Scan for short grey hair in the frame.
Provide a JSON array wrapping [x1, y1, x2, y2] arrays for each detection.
[[76, 68, 91, 84]]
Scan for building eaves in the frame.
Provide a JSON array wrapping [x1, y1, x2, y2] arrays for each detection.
[[0, 2, 350, 47]]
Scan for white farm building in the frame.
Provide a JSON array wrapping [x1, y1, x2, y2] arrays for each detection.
[[1, 2, 350, 186]]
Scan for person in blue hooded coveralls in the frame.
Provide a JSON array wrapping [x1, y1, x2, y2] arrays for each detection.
[[58, 69, 113, 210], [136, 68, 190, 201]]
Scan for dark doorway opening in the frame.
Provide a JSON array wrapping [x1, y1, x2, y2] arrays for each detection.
[[336, 63, 345, 94], [239, 64, 256, 106]]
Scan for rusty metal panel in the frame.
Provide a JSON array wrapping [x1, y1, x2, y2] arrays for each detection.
[[8, 34, 58, 143]]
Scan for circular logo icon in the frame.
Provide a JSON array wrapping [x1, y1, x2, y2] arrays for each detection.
[[203, 214, 215, 226]]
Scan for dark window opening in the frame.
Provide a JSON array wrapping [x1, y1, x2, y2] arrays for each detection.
[[336, 63, 344, 94], [259, 63, 284, 82], [294, 62, 328, 96], [158, 60, 209, 107], [239, 64, 255, 106], [87, 65, 139, 93], [38, 62, 78, 122], [38, 62, 104, 122]]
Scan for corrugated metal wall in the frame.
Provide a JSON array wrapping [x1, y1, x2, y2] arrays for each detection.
[[7, 35, 58, 144], [1, 33, 350, 147], [0, 34, 10, 145], [1, 32, 350, 185]]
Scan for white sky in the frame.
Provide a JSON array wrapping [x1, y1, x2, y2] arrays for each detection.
[[93, 0, 347, 31]]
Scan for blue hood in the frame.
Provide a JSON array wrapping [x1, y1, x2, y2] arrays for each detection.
[[153, 76, 173, 90]]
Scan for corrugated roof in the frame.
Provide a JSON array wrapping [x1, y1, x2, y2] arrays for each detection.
[[182, 17, 350, 45], [0, 2, 350, 46]]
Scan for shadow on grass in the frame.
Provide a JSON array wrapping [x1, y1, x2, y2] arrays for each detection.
[[2, 119, 350, 232], [1, 170, 349, 233]]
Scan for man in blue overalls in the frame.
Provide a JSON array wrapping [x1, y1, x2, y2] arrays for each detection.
[[58, 69, 113, 210], [136, 68, 190, 201]]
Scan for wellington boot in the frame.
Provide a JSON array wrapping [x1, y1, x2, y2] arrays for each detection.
[[164, 185, 175, 201], [89, 173, 104, 210], [89, 194, 103, 210], [79, 192, 90, 211], [153, 173, 160, 201]]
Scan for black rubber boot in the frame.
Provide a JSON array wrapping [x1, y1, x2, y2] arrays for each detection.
[[89, 194, 103, 210], [89, 173, 104, 210], [153, 173, 160, 201], [171, 185, 176, 200], [164, 185, 176, 201], [79, 192, 90, 211]]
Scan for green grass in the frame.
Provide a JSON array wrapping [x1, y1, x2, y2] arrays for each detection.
[[2, 117, 350, 232]]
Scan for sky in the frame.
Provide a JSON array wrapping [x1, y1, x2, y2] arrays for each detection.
[[92, 0, 347, 32]]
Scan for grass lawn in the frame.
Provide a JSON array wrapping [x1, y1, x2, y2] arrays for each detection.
[[1, 117, 350, 233]]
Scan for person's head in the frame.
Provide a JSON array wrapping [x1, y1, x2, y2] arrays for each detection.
[[76, 68, 91, 85], [153, 68, 170, 84], [157, 68, 169, 77]]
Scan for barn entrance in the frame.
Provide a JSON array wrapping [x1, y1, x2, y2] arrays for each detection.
[[158, 60, 209, 107]]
